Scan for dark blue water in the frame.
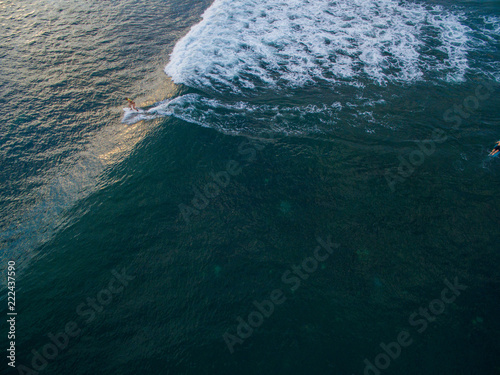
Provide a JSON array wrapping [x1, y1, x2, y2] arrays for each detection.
[[1, 0, 500, 374]]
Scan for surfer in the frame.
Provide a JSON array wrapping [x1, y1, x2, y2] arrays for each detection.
[[489, 140, 500, 156], [125, 98, 138, 111]]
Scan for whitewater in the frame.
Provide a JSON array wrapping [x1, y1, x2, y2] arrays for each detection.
[[122, 0, 500, 134]]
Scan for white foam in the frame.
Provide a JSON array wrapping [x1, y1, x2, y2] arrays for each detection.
[[123, 3, 500, 134], [122, 94, 342, 135], [165, 0, 477, 93]]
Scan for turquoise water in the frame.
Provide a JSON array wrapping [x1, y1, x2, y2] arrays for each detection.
[[1, 0, 500, 374]]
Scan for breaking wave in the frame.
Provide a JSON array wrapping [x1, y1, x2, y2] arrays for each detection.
[[124, 0, 500, 134], [164, 0, 488, 94]]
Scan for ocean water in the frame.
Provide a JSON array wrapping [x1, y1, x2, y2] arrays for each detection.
[[1, 0, 499, 374]]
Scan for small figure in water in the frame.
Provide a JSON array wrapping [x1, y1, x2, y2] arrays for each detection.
[[489, 140, 500, 156], [125, 97, 138, 111]]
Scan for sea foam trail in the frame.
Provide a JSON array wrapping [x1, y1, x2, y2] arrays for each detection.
[[122, 94, 345, 135], [164, 0, 478, 94]]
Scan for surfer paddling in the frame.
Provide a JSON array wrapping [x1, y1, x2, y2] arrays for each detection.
[[125, 97, 138, 111], [489, 140, 500, 156]]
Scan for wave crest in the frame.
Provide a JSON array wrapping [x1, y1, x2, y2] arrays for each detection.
[[165, 0, 476, 94]]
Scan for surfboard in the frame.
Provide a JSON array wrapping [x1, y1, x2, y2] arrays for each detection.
[[123, 107, 145, 114], [489, 140, 500, 158]]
